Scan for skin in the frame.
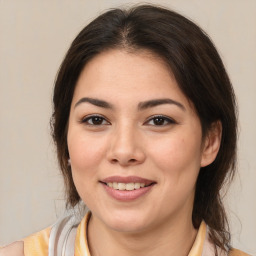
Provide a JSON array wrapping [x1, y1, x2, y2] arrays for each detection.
[[0, 241, 24, 256], [67, 49, 221, 256]]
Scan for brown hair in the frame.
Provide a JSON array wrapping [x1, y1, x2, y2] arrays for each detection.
[[51, 4, 237, 253]]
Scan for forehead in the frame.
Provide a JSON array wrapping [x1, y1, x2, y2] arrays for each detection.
[[72, 49, 190, 108]]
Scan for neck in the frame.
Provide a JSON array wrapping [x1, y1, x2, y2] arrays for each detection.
[[87, 213, 197, 256]]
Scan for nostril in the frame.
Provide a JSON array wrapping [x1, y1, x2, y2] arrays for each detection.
[[110, 158, 137, 165]]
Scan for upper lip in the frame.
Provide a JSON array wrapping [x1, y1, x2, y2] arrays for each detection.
[[101, 176, 156, 186]]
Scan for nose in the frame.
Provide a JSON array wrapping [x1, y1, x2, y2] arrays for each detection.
[[107, 124, 146, 166]]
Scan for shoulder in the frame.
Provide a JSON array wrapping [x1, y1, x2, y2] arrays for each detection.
[[22, 226, 51, 256], [229, 248, 252, 256], [0, 241, 24, 256], [0, 226, 51, 256], [0, 212, 85, 256]]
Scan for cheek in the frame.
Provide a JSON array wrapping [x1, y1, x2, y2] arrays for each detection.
[[67, 133, 106, 175], [149, 133, 202, 182], [67, 133, 107, 202], [149, 134, 202, 213]]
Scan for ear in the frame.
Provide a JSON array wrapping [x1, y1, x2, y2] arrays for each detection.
[[200, 121, 222, 167]]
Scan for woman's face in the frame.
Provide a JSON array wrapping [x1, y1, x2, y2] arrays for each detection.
[[67, 49, 215, 233]]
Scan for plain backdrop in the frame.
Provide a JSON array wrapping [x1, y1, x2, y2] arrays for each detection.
[[0, 0, 255, 254]]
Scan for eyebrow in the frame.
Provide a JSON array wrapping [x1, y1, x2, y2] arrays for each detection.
[[74, 97, 185, 111], [74, 97, 113, 109], [138, 98, 185, 111]]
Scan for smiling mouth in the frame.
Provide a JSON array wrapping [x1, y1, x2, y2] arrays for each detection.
[[101, 182, 154, 191], [100, 176, 156, 201]]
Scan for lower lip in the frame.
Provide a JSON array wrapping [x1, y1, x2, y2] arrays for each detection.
[[102, 183, 154, 201]]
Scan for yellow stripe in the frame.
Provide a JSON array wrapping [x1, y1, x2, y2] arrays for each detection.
[[75, 212, 91, 256], [22, 226, 51, 256], [188, 221, 207, 256], [229, 248, 251, 256]]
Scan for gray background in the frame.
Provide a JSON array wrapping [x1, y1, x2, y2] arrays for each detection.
[[0, 0, 255, 254]]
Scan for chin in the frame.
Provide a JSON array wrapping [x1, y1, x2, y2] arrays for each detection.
[[109, 220, 148, 233], [102, 210, 151, 233]]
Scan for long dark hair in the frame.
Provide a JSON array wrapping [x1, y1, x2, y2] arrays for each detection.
[[51, 4, 237, 253]]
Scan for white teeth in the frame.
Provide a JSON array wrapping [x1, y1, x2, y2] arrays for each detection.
[[106, 182, 148, 190], [118, 183, 126, 190], [134, 183, 141, 189], [126, 183, 135, 191], [107, 182, 113, 188], [113, 182, 118, 189]]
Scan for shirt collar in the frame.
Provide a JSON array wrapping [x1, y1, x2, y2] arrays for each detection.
[[75, 212, 218, 256]]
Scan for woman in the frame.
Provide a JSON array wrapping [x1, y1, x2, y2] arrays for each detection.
[[0, 4, 250, 256]]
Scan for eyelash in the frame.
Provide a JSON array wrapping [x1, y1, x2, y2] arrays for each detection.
[[144, 115, 176, 126], [80, 114, 176, 127], [81, 114, 110, 126]]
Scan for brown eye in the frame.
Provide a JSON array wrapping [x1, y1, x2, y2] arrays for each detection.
[[152, 117, 166, 125], [82, 115, 110, 125], [145, 115, 176, 126]]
